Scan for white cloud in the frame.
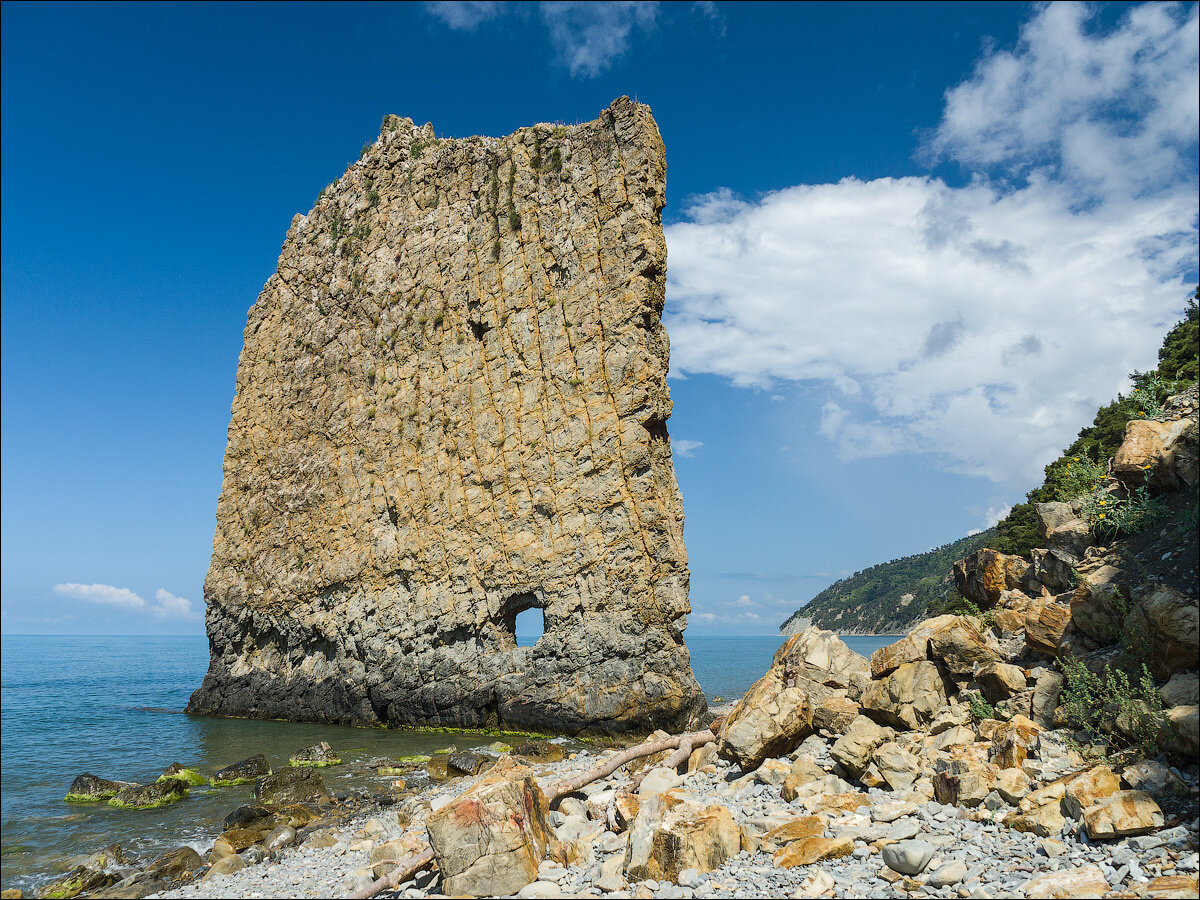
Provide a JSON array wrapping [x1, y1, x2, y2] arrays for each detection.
[[665, 3, 1198, 489], [540, 1, 658, 76], [672, 439, 703, 457], [153, 589, 203, 622], [54, 582, 146, 609], [52, 583, 202, 621], [423, 1, 506, 31]]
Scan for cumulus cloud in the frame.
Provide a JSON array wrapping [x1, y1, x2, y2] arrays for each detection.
[[54, 582, 146, 609], [672, 439, 703, 457], [53, 583, 202, 621], [665, 3, 1198, 489]]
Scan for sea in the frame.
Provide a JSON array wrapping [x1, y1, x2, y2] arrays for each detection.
[[0, 633, 898, 894]]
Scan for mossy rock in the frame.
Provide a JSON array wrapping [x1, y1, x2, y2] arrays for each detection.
[[288, 741, 341, 768], [157, 763, 207, 786], [487, 741, 514, 753], [63, 773, 135, 803], [39, 865, 116, 899], [211, 754, 271, 786], [108, 778, 189, 810]]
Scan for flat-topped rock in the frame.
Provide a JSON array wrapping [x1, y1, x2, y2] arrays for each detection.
[[187, 97, 704, 734]]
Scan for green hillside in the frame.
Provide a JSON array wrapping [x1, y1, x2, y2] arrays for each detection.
[[780, 529, 996, 635]]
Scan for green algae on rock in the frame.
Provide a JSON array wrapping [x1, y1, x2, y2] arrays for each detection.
[[210, 753, 271, 786], [288, 741, 342, 768], [157, 763, 208, 786], [63, 773, 135, 803], [107, 777, 189, 810]]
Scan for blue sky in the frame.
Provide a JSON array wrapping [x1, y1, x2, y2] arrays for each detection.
[[2, 1, 1197, 636]]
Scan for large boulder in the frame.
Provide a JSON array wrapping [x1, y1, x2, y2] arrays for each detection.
[[1069, 565, 1129, 646], [975, 662, 1028, 704], [869, 616, 960, 678], [771, 627, 869, 689], [1112, 416, 1197, 491], [426, 759, 553, 898], [1029, 548, 1077, 593], [1161, 704, 1199, 756], [716, 673, 811, 771], [1025, 596, 1073, 655], [859, 661, 951, 731], [1160, 672, 1199, 707], [624, 792, 740, 883], [830, 716, 892, 777], [1035, 501, 1093, 558], [1082, 790, 1164, 839], [253, 767, 329, 805], [1132, 585, 1199, 679], [953, 550, 1030, 609], [1063, 766, 1120, 819], [926, 618, 998, 676]]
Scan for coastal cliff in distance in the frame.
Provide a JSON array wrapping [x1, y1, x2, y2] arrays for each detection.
[[187, 97, 706, 734]]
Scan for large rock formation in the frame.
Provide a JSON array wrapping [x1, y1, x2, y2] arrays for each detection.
[[187, 98, 705, 734]]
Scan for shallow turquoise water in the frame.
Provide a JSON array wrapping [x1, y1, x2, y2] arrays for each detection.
[[0, 632, 897, 894]]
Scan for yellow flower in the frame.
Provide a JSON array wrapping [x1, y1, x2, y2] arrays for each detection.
[[1073, 457, 1080, 461], [1098, 514, 1106, 519]]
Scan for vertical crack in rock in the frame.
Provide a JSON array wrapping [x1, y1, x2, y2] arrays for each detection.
[[187, 97, 706, 734]]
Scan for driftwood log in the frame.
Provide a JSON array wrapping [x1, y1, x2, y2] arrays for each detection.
[[349, 727, 717, 899]]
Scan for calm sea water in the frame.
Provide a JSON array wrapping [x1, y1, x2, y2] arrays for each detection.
[[0, 632, 897, 894]]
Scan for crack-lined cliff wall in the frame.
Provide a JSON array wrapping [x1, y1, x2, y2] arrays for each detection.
[[187, 98, 706, 734]]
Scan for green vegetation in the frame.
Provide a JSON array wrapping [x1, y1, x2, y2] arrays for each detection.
[[785, 529, 997, 634], [508, 209, 521, 232], [156, 768, 206, 786], [1058, 656, 1164, 755], [409, 139, 427, 158], [1080, 485, 1166, 541], [967, 693, 996, 723], [991, 290, 1198, 557]]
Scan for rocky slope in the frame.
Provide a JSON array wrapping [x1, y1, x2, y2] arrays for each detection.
[[187, 98, 705, 734]]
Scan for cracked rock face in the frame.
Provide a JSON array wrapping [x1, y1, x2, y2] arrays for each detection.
[[187, 98, 705, 734]]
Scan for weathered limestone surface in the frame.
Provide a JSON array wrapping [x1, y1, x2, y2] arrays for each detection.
[[188, 98, 705, 733]]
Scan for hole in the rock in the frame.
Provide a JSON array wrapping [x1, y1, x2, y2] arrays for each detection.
[[498, 591, 544, 645], [470, 320, 491, 341], [513, 607, 544, 645], [642, 415, 668, 442]]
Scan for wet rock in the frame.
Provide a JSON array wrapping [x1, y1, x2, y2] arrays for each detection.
[[448, 751, 491, 776], [263, 825, 297, 852], [108, 778, 189, 810], [222, 804, 274, 830], [157, 763, 206, 786], [426, 760, 552, 898], [860, 661, 951, 731], [716, 671, 812, 771], [37, 866, 117, 900], [1082, 790, 1164, 839], [200, 855, 245, 881], [513, 741, 565, 763], [624, 793, 739, 883], [211, 754, 271, 786], [63, 774, 135, 803], [252, 767, 329, 805], [289, 741, 341, 768], [144, 847, 203, 880], [1020, 865, 1109, 899]]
